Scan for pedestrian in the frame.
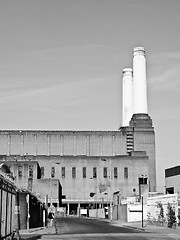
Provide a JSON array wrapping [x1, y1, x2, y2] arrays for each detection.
[[105, 207, 108, 219], [48, 211, 54, 226]]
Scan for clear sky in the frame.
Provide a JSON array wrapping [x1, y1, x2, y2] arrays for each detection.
[[0, 0, 180, 191]]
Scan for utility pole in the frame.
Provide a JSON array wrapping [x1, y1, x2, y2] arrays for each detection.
[[141, 195, 143, 228]]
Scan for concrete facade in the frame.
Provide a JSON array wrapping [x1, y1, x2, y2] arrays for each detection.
[[0, 160, 62, 208], [165, 165, 180, 194], [129, 114, 156, 191], [0, 113, 156, 214], [0, 130, 127, 157]]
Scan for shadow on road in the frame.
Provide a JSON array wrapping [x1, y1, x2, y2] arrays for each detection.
[[54, 217, 144, 235]]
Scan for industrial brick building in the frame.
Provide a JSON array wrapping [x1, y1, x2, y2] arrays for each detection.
[[0, 47, 156, 214]]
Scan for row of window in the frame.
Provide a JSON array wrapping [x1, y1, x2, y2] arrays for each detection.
[[11, 165, 129, 180], [41, 166, 129, 179], [165, 166, 180, 178], [13, 165, 34, 179]]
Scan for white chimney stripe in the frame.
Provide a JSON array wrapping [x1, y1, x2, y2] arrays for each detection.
[[122, 68, 133, 126], [133, 47, 148, 114]]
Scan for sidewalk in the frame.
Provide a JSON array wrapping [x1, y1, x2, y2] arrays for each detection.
[[100, 218, 180, 235], [122, 221, 180, 234], [18, 225, 56, 240]]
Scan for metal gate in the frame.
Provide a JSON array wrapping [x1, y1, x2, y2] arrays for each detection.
[[0, 174, 16, 239]]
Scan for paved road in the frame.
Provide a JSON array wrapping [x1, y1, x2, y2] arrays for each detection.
[[54, 217, 142, 234], [39, 217, 180, 240]]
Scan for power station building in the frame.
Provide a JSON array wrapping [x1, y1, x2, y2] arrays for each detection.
[[0, 47, 156, 214]]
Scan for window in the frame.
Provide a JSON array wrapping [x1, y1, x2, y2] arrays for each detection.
[[166, 187, 174, 194], [72, 167, 76, 178], [62, 167, 65, 178], [124, 167, 128, 179], [51, 167, 55, 178], [40, 167, 44, 178], [165, 166, 180, 178], [83, 167, 86, 178], [8, 165, 12, 172], [103, 167, 107, 178], [29, 165, 33, 178], [93, 167, 97, 178], [114, 167, 118, 178], [18, 165, 22, 178]]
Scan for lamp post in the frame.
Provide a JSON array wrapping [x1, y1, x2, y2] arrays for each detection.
[[141, 195, 144, 228], [90, 175, 98, 218], [50, 162, 60, 209], [138, 175, 148, 228], [101, 158, 112, 220]]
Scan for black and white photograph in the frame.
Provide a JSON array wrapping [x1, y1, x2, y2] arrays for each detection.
[[0, 0, 180, 239]]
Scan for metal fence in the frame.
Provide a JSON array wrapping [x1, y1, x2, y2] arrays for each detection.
[[0, 174, 16, 239]]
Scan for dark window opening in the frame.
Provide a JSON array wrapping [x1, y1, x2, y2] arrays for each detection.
[[165, 166, 180, 178], [166, 187, 174, 194], [124, 167, 128, 179], [40, 167, 44, 178], [51, 167, 55, 178], [83, 167, 86, 178], [114, 167, 118, 178], [62, 167, 65, 178], [93, 167, 97, 178], [72, 167, 76, 178], [103, 167, 107, 178], [29, 165, 33, 178], [18, 166, 22, 178]]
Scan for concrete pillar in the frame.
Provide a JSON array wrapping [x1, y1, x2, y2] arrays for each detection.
[[47, 134, 50, 156], [34, 134, 37, 156], [122, 68, 133, 126], [77, 203, 80, 217], [86, 135, 90, 156], [67, 203, 70, 216], [73, 134, 77, 156], [60, 134, 64, 156], [133, 47, 148, 114], [7, 134, 10, 156], [20, 133, 24, 156]]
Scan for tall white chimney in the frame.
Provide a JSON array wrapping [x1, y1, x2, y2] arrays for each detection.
[[133, 47, 148, 114], [122, 68, 133, 126]]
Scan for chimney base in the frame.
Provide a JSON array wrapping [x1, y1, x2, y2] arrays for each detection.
[[129, 114, 153, 128]]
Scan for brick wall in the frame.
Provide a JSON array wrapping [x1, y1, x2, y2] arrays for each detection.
[[0, 130, 127, 157]]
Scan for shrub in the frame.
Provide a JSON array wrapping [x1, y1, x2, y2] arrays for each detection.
[[157, 202, 164, 220], [178, 210, 180, 226], [167, 203, 176, 228]]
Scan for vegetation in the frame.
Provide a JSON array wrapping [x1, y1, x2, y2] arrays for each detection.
[[167, 203, 176, 228], [157, 202, 164, 221], [178, 211, 180, 226]]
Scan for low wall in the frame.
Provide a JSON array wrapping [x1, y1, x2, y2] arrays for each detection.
[[147, 193, 179, 223], [127, 204, 147, 222], [89, 208, 105, 218], [113, 204, 127, 222]]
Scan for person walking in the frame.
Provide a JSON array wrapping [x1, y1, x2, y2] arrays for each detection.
[[48, 211, 54, 226]]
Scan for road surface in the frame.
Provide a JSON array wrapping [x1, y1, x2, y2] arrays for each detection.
[[40, 217, 180, 240]]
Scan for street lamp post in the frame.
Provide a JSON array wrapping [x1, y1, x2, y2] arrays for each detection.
[[138, 175, 148, 228], [141, 195, 144, 228], [90, 176, 98, 218], [101, 158, 112, 220], [50, 162, 60, 209]]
